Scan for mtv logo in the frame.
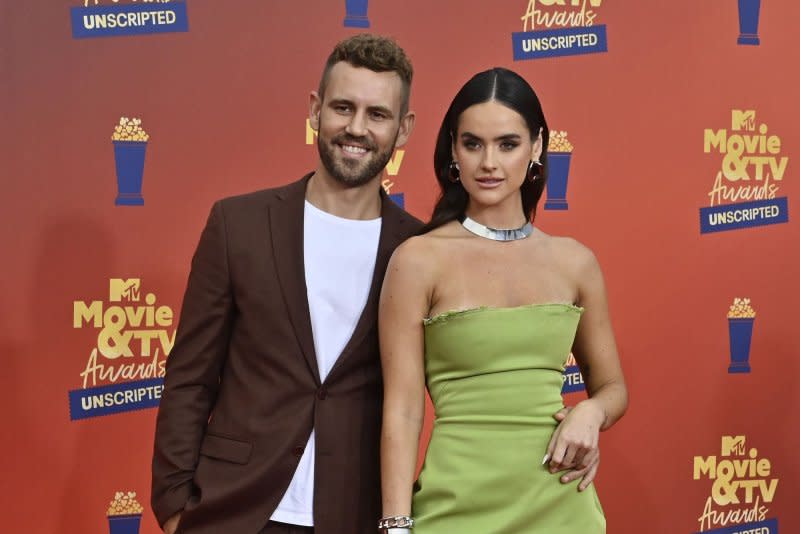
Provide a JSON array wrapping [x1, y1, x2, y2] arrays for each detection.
[[721, 435, 746, 456], [109, 278, 141, 302], [731, 110, 756, 132]]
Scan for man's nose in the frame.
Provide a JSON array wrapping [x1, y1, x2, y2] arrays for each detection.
[[345, 109, 368, 137]]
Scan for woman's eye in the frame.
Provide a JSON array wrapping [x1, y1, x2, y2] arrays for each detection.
[[500, 142, 519, 151], [463, 140, 480, 150]]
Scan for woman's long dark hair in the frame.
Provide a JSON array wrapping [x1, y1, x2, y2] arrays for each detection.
[[420, 67, 550, 234]]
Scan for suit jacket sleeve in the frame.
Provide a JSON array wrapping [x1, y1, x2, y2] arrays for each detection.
[[151, 200, 234, 526]]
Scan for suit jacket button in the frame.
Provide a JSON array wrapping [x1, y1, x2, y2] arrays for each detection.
[[317, 387, 328, 400], [293, 445, 304, 457]]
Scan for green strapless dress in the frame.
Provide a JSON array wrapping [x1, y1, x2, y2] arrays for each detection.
[[412, 304, 605, 533]]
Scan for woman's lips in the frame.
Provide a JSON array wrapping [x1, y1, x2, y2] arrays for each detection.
[[475, 177, 503, 188]]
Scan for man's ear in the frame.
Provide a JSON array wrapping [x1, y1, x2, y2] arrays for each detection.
[[309, 91, 322, 131], [393, 110, 416, 149]]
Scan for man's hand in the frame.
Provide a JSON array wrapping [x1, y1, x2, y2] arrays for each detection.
[[163, 512, 181, 534]]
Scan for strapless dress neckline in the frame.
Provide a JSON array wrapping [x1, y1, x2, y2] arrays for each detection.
[[424, 302, 583, 326]]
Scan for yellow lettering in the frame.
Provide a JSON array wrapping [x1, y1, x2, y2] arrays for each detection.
[[766, 135, 781, 154], [769, 157, 788, 181], [759, 479, 778, 503], [155, 306, 173, 327], [74, 301, 103, 328], [693, 455, 716, 480], [385, 150, 405, 176], [306, 119, 317, 145], [104, 306, 127, 329], [132, 330, 160, 357], [756, 458, 770, 477], [704, 129, 727, 153], [97, 328, 134, 359], [159, 329, 176, 355], [738, 479, 759, 503], [125, 306, 146, 327]]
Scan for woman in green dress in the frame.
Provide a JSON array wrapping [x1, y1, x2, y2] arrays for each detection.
[[378, 68, 628, 534]]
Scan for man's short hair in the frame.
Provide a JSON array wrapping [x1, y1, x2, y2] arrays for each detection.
[[318, 34, 413, 115]]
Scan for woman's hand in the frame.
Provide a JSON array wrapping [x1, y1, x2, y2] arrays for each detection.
[[544, 401, 605, 491]]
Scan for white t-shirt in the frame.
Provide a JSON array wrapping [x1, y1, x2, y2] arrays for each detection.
[[270, 200, 382, 526]]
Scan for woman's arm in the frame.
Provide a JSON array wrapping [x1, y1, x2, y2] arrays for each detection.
[[572, 245, 628, 430], [378, 238, 432, 517], [546, 242, 628, 486]]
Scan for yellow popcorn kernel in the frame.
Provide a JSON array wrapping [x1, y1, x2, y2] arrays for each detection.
[[727, 297, 755, 318], [111, 117, 149, 142], [107, 490, 145, 516], [548, 130, 573, 152]]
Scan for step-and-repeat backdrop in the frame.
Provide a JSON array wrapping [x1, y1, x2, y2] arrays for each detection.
[[3, 1, 798, 533]]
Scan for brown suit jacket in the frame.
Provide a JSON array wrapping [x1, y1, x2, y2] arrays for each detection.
[[151, 174, 422, 533]]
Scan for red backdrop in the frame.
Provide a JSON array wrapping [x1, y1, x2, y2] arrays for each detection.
[[2, 1, 798, 532]]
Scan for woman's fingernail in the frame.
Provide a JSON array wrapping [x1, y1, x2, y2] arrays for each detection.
[[541, 454, 550, 465]]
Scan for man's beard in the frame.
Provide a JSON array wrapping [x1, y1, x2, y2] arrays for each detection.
[[318, 131, 397, 188]]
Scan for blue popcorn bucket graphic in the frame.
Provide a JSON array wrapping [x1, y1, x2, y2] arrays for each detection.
[[737, 0, 761, 45], [344, 0, 370, 28], [108, 514, 141, 534], [727, 317, 755, 373], [544, 152, 572, 210], [113, 140, 147, 206]]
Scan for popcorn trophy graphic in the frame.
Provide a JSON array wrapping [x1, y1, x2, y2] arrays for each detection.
[[737, 0, 761, 45], [727, 298, 756, 373], [111, 117, 149, 206], [544, 131, 573, 210], [344, 0, 370, 28], [106, 491, 143, 534]]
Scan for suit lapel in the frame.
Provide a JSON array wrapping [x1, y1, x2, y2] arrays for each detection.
[[326, 192, 409, 381], [269, 173, 321, 384]]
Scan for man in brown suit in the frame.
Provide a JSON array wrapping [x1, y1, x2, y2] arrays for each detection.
[[151, 34, 419, 534]]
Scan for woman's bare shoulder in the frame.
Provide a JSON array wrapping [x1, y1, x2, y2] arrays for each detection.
[[541, 233, 600, 275], [389, 221, 463, 276]]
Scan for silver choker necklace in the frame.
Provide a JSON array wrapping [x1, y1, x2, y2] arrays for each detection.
[[461, 216, 533, 241]]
